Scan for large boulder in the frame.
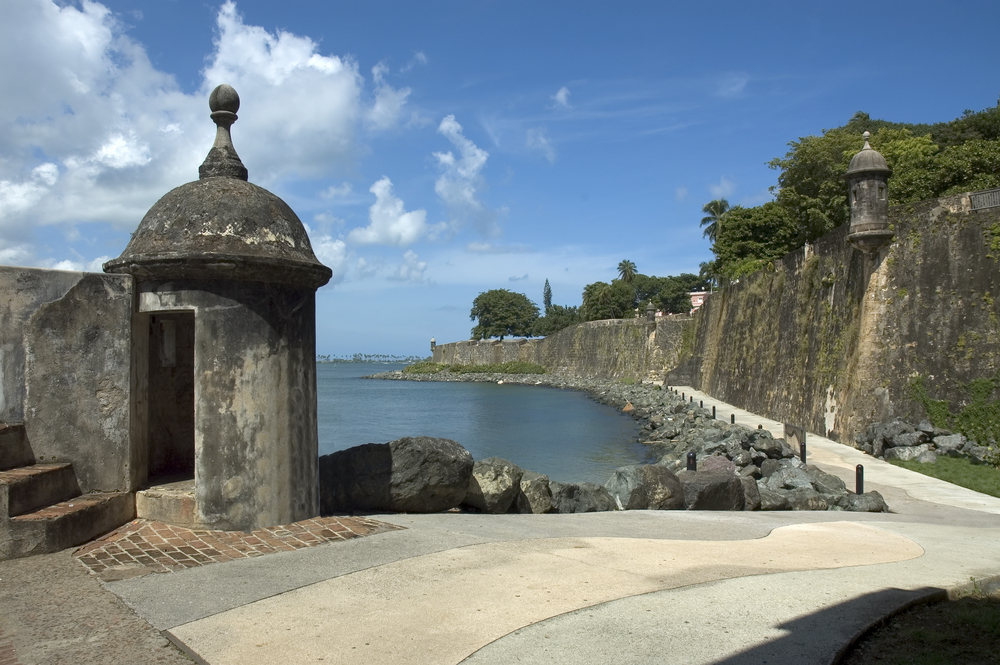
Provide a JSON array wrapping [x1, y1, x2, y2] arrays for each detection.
[[740, 476, 761, 511], [932, 433, 965, 454], [805, 466, 848, 497], [784, 487, 830, 511], [513, 470, 554, 514], [701, 455, 736, 474], [549, 481, 618, 513], [319, 436, 474, 514], [764, 467, 813, 492], [677, 470, 745, 510], [838, 491, 889, 513], [464, 457, 524, 514], [884, 443, 932, 462], [605, 465, 684, 510], [758, 487, 791, 511]]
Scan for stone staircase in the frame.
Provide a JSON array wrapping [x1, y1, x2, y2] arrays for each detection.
[[1, 423, 134, 560]]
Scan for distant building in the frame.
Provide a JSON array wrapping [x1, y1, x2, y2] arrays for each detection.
[[689, 291, 710, 314]]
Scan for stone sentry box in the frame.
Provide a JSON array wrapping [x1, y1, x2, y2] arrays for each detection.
[[105, 85, 332, 531]]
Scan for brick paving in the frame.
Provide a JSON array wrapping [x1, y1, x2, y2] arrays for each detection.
[[0, 626, 20, 665], [74, 516, 403, 577]]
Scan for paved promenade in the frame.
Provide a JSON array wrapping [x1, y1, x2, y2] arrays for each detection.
[[2, 390, 1000, 664]]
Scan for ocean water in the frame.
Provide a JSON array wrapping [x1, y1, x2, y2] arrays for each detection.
[[316, 363, 651, 484]]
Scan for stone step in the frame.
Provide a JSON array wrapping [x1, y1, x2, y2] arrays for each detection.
[[3, 492, 135, 560], [0, 423, 34, 471], [135, 478, 197, 529], [0, 464, 80, 517], [0, 463, 80, 517]]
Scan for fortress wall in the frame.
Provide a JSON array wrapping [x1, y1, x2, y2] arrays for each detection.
[[676, 192, 1000, 442], [0, 267, 134, 491], [432, 315, 694, 380]]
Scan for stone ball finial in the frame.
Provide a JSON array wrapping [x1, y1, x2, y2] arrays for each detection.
[[209, 84, 240, 114]]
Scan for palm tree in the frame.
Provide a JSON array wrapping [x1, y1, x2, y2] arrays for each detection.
[[700, 199, 730, 243], [617, 259, 637, 283]]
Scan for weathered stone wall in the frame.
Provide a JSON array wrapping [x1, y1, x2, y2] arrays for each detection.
[[673, 192, 1000, 443], [0, 267, 134, 492], [432, 315, 694, 380]]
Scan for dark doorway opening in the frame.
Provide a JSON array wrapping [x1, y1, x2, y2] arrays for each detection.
[[147, 312, 195, 483]]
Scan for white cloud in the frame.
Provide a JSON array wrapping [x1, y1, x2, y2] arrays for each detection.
[[709, 176, 736, 199], [347, 176, 440, 247], [526, 128, 556, 163], [466, 242, 533, 254], [356, 257, 379, 279], [675, 186, 688, 202], [400, 51, 428, 73], [389, 249, 427, 283], [508, 274, 528, 282], [717, 73, 749, 98], [0, 0, 368, 269], [302, 223, 349, 285], [42, 255, 111, 272], [434, 115, 500, 237], [365, 62, 411, 131], [552, 86, 571, 108], [321, 182, 353, 199]]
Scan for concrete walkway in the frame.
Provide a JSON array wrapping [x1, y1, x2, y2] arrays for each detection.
[[7, 390, 1000, 664]]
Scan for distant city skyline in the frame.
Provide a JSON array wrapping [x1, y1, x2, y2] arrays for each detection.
[[2, 0, 998, 355]]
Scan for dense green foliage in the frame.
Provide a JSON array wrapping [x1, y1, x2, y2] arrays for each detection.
[[909, 375, 1000, 463], [532, 304, 581, 336], [581, 269, 709, 321], [542, 279, 552, 314], [707, 105, 1000, 281], [470, 289, 540, 340]]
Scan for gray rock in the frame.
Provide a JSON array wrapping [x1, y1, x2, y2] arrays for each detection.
[[968, 446, 994, 465], [917, 419, 935, 434], [765, 467, 813, 492], [514, 470, 554, 514], [784, 487, 830, 511], [932, 433, 965, 453], [319, 436, 474, 514], [731, 451, 752, 467], [677, 470, 745, 510], [916, 450, 938, 464], [753, 436, 786, 460], [760, 459, 781, 478], [605, 464, 684, 511], [884, 443, 932, 462], [890, 431, 928, 448], [805, 466, 848, 496], [549, 481, 618, 513], [740, 476, 761, 511], [748, 446, 768, 466], [838, 491, 889, 512], [464, 457, 524, 514], [739, 464, 762, 480], [701, 455, 736, 474], [757, 487, 790, 511]]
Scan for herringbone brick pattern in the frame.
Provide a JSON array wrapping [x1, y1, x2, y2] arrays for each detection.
[[74, 516, 402, 576]]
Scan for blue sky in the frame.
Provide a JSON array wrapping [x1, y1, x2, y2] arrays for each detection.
[[2, 0, 999, 356]]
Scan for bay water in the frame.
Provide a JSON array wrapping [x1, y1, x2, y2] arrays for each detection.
[[317, 363, 652, 484]]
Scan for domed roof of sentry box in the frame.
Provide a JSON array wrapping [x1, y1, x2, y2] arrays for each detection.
[[845, 131, 892, 177], [104, 85, 332, 289]]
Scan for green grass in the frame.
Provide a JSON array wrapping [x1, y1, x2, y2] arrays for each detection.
[[888, 455, 1000, 498], [841, 588, 1000, 665]]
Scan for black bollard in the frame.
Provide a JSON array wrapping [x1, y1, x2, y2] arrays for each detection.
[[800, 441, 807, 465], [687, 451, 697, 471], [681, 392, 685, 399], [758, 424, 763, 429], [700, 400, 703, 408], [690, 396, 693, 403], [856, 464, 864, 494], [712, 405, 716, 419], [731, 413, 735, 424]]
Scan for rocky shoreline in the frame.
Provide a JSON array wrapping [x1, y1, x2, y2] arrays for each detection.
[[352, 370, 888, 513]]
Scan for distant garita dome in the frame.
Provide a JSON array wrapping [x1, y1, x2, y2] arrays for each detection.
[[105, 84, 332, 288]]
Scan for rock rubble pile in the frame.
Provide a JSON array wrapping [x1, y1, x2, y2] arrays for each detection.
[[324, 372, 890, 513], [854, 418, 996, 466]]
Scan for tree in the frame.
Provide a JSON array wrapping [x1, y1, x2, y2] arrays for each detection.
[[581, 280, 636, 321], [532, 304, 581, 336], [713, 202, 798, 281], [543, 279, 552, 315], [617, 260, 637, 283], [700, 199, 729, 242], [470, 289, 539, 340]]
